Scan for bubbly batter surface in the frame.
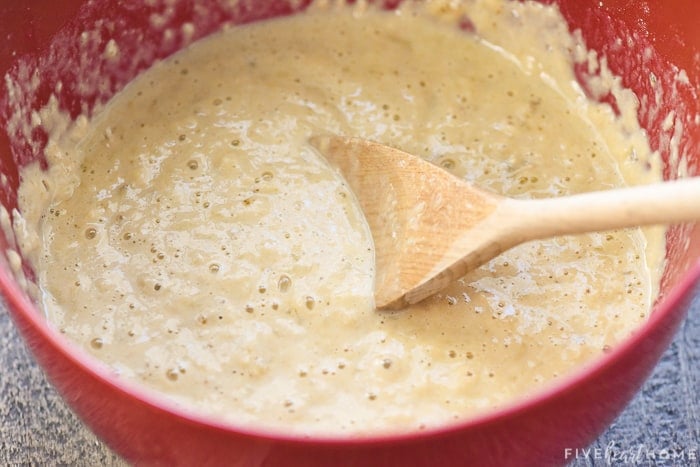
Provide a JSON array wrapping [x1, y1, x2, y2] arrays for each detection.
[[18, 0, 663, 435]]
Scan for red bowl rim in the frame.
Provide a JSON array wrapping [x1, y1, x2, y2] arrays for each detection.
[[2, 245, 698, 446]]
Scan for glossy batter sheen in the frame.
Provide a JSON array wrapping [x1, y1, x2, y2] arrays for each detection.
[[18, 0, 663, 435]]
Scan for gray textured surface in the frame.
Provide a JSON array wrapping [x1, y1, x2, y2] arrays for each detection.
[[1, 296, 698, 466]]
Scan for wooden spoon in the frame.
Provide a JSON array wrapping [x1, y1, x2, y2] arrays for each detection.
[[310, 135, 700, 310]]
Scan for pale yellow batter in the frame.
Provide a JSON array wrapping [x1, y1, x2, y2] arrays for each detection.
[[16, 0, 663, 435]]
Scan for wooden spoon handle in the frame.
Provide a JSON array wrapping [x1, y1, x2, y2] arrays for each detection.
[[506, 177, 700, 242]]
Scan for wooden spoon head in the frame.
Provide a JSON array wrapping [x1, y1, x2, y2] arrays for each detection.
[[310, 136, 504, 310]]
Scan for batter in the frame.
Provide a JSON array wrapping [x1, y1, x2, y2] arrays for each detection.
[[16, 0, 663, 435]]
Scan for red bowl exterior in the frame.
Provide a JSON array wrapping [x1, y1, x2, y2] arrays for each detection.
[[1, 1, 698, 465]]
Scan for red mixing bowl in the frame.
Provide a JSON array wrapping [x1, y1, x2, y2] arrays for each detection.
[[1, 1, 698, 465]]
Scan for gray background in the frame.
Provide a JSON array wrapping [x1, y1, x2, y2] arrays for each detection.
[[1, 296, 698, 466]]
